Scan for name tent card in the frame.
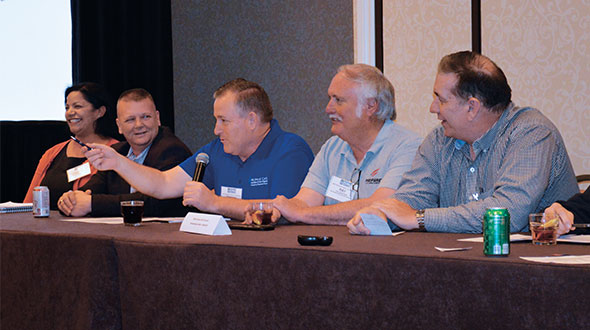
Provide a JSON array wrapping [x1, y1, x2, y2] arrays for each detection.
[[360, 213, 394, 236], [180, 212, 232, 236]]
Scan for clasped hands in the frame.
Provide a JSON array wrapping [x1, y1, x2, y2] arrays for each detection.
[[58, 189, 92, 217], [241, 196, 418, 231], [242, 195, 293, 224], [57, 144, 117, 217]]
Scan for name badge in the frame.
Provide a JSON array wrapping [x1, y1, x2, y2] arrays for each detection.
[[66, 162, 92, 182], [221, 186, 242, 199], [325, 176, 354, 202], [179, 212, 232, 236]]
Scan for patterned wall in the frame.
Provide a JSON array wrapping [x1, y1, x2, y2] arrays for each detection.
[[482, 0, 590, 175], [383, 0, 590, 176], [382, 0, 471, 138], [171, 0, 353, 154]]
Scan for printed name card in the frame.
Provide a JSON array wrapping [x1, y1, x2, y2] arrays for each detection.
[[180, 212, 232, 236], [360, 213, 393, 236]]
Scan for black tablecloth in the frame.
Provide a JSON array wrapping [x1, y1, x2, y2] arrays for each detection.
[[1, 211, 589, 329]]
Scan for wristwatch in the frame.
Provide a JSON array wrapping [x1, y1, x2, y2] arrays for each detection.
[[415, 209, 426, 231]]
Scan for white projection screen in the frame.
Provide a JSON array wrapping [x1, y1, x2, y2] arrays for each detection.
[[0, 0, 72, 121]]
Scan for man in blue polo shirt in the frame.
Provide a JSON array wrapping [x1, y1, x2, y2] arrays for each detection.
[[84, 78, 314, 219], [249, 64, 422, 225]]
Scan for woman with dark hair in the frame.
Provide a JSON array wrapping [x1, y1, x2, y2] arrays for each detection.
[[24, 82, 119, 209]]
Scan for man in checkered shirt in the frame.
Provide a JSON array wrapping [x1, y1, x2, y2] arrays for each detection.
[[348, 51, 578, 234]]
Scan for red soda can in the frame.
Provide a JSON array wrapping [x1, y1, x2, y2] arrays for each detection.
[[33, 186, 50, 217]]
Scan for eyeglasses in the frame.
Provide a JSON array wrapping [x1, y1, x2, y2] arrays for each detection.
[[350, 168, 362, 200]]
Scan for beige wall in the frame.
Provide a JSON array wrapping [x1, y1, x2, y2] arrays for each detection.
[[383, 0, 590, 176], [383, 0, 471, 137], [482, 0, 590, 175]]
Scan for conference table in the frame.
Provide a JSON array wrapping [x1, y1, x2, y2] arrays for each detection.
[[1, 211, 588, 330]]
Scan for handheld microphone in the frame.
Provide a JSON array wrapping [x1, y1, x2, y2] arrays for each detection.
[[192, 153, 209, 182]]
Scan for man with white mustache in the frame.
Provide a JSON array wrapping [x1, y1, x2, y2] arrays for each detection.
[[263, 64, 422, 225], [58, 88, 192, 217]]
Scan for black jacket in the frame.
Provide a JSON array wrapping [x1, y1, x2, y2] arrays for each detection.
[[80, 127, 192, 217], [559, 187, 590, 224]]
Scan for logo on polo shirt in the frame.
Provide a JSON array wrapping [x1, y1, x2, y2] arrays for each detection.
[[250, 176, 269, 187], [365, 168, 381, 184]]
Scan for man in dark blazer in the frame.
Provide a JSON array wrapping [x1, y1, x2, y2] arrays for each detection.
[[545, 187, 590, 236], [57, 88, 192, 217]]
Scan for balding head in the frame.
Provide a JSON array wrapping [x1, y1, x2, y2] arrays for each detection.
[[438, 51, 512, 113]]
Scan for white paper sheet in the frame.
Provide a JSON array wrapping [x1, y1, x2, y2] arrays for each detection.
[[557, 234, 590, 244], [435, 246, 473, 252], [519, 255, 590, 264], [457, 234, 531, 243], [61, 217, 123, 224], [458, 234, 590, 244], [60, 217, 184, 224]]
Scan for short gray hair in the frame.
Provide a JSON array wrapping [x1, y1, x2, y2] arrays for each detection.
[[337, 64, 396, 120], [213, 78, 273, 122]]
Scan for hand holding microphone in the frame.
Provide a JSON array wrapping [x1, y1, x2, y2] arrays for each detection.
[[184, 153, 211, 210], [193, 153, 209, 182]]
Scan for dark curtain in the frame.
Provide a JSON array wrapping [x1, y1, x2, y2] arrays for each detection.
[[0, 1, 174, 203], [71, 0, 174, 130], [0, 121, 71, 202]]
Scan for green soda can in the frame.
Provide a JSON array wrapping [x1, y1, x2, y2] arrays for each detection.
[[483, 208, 510, 256]]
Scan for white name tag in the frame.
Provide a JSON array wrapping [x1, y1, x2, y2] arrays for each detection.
[[220, 186, 242, 199], [66, 162, 92, 182], [179, 212, 232, 236], [325, 176, 354, 202]]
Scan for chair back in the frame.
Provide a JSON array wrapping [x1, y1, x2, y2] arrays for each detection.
[[576, 174, 590, 193]]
